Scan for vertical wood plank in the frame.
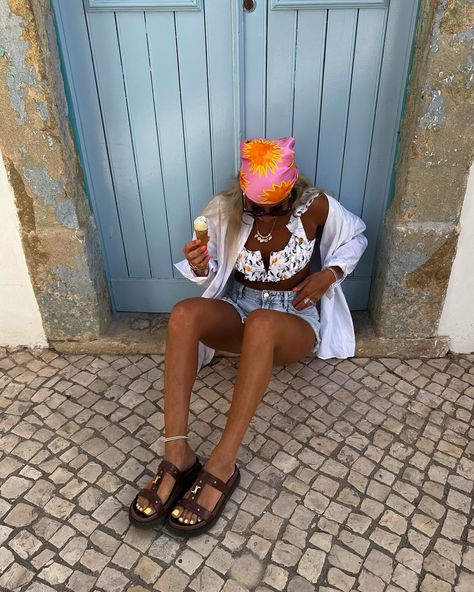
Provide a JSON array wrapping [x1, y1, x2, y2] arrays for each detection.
[[204, 0, 239, 192], [147, 11, 192, 270], [116, 11, 173, 279], [86, 9, 151, 277], [292, 9, 326, 183], [265, 7, 297, 137], [339, 7, 386, 215], [243, 0, 267, 137], [175, 9, 214, 220], [315, 9, 358, 198]]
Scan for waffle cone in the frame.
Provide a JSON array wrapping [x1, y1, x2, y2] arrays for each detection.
[[195, 229, 208, 246]]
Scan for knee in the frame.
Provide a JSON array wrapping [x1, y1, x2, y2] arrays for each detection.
[[168, 298, 203, 333], [244, 310, 278, 341]]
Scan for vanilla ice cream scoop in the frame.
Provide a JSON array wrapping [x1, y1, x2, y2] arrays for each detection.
[[193, 216, 208, 246], [194, 216, 208, 231]]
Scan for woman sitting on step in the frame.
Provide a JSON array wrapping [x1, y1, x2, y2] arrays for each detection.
[[129, 136, 368, 537]]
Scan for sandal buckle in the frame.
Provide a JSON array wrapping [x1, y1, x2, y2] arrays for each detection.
[[190, 484, 202, 495]]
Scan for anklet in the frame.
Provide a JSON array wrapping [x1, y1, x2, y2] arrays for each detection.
[[158, 435, 189, 442]]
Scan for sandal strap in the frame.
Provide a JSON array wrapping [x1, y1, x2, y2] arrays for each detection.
[[176, 496, 213, 522], [180, 466, 235, 508], [158, 459, 183, 481], [197, 468, 235, 495], [136, 487, 164, 514], [150, 459, 183, 490]]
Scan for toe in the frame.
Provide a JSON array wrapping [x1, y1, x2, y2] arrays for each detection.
[[171, 505, 184, 520], [181, 510, 191, 523]]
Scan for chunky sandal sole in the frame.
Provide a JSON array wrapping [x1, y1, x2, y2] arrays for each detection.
[[129, 458, 202, 529], [165, 465, 241, 537]]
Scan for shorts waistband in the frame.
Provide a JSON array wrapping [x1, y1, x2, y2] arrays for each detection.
[[230, 279, 298, 305]]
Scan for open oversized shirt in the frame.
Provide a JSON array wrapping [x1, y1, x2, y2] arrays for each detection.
[[175, 187, 368, 371]]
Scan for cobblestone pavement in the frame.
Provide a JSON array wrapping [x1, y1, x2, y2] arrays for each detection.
[[0, 346, 473, 592]]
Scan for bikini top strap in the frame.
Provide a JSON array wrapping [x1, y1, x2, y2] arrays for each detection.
[[292, 188, 324, 217]]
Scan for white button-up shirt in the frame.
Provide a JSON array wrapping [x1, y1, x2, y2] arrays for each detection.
[[175, 188, 368, 371]]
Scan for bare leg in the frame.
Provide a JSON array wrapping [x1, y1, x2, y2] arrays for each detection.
[[172, 309, 315, 524], [135, 297, 244, 515]]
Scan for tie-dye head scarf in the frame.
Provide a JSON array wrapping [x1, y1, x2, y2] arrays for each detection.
[[239, 136, 299, 204]]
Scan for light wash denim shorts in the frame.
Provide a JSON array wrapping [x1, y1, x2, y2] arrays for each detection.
[[219, 279, 321, 353]]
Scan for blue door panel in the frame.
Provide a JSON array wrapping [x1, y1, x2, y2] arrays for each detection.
[[292, 10, 325, 183], [315, 10, 358, 197], [116, 12, 172, 279], [204, 0, 240, 190], [87, 11, 151, 278], [243, 0, 267, 138], [339, 8, 387, 216], [265, 9, 297, 137], [146, 11, 194, 273]]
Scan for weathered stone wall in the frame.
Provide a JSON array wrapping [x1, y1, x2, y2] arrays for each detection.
[[0, 0, 111, 340], [370, 0, 474, 339]]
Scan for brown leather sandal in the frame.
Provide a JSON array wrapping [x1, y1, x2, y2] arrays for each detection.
[[129, 456, 202, 529], [165, 464, 240, 537]]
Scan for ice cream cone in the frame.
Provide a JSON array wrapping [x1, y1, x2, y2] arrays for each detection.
[[194, 216, 208, 247]]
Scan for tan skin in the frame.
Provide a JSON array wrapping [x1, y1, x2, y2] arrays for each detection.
[[135, 191, 342, 526]]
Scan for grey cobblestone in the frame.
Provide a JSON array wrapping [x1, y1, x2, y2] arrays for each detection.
[[0, 347, 473, 590]]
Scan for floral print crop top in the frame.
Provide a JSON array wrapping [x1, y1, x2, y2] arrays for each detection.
[[235, 192, 320, 282]]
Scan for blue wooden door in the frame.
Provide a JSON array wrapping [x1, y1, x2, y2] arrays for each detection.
[[52, 0, 419, 312]]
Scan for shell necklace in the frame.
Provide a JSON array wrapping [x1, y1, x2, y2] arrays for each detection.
[[254, 216, 277, 243]]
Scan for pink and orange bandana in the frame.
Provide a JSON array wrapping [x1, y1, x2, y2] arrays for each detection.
[[239, 136, 299, 204]]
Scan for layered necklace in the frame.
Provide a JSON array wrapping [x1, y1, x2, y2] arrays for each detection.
[[254, 216, 277, 243]]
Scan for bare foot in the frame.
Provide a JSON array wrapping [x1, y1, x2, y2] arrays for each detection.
[[135, 442, 197, 517], [170, 456, 236, 525]]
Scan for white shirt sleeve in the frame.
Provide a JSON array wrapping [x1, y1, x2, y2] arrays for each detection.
[[321, 200, 368, 300]]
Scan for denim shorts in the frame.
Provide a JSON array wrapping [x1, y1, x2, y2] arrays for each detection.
[[219, 279, 321, 353]]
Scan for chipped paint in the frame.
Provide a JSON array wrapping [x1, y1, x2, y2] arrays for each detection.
[[452, 26, 474, 45], [22, 166, 78, 229], [0, 0, 36, 124], [35, 100, 49, 120], [459, 54, 474, 88], [419, 86, 446, 130], [430, 0, 449, 53], [22, 165, 65, 204], [438, 71, 454, 85]]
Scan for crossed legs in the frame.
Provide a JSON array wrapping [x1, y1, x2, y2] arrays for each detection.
[[135, 296, 315, 526]]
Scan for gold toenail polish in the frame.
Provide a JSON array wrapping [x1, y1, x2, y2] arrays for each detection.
[[184, 519, 189, 524], [178, 517, 184, 522], [171, 508, 180, 517], [144, 507, 152, 515], [190, 520, 195, 525]]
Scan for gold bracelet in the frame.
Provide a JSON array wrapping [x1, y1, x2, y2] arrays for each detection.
[[189, 261, 209, 275], [323, 266, 339, 284]]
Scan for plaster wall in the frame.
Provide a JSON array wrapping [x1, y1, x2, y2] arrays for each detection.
[[438, 162, 474, 353], [0, 153, 47, 346]]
